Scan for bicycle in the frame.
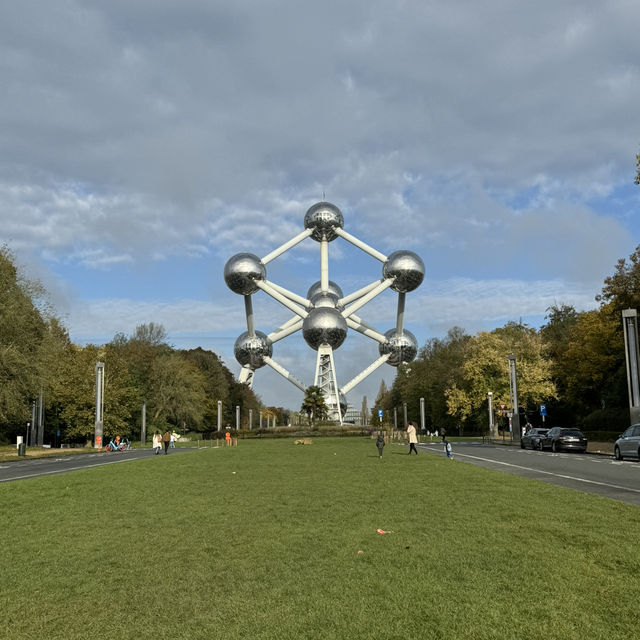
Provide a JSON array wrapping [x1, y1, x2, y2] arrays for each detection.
[[105, 437, 131, 452]]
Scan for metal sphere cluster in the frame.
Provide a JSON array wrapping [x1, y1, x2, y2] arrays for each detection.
[[224, 253, 265, 295], [379, 329, 418, 366], [383, 250, 425, 293], [304, 202, 344, 242], [234, 331, 272, 369], [302, 307, 348, 350]]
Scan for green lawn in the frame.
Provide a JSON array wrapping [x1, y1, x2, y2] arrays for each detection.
[[1, 438, 638, 639]]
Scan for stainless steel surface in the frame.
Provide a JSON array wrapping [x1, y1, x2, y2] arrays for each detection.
[[310, 292, 341, 309], [224, 253, 266, 295], [304, 201, 344, 242], [307, 279, 343, 300], [378, 328, 417, 366], [234, 330, 272, 369], [382, 250, 425, 293], [302, 307, 348, 350]]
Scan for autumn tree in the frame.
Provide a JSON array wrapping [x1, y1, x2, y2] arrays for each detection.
[[445, 323, 556, 431]]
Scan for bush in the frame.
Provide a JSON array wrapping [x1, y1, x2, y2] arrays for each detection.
[[579, 408, 629, 433]]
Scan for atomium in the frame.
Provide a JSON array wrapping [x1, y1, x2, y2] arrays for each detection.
[[234, 331, 272, 369], [379, 328, 418, 367], [224, 201, 424, 423], [224, 253, 265, 295]]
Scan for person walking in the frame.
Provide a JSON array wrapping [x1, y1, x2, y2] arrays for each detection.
[[162, 430, 171, 455], [376, 432, 385, 458], [441, 427, 447, 442], [152, 431, 161, 455], [444, 439, 453, 459], [407, 421, 418, 455]]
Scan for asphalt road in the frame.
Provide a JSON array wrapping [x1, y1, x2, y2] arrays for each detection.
[[0, 447, 198, 483], [418, 440, 640, 507]]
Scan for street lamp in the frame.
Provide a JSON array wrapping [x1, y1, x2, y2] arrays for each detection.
[[487, 392, 495, 439]]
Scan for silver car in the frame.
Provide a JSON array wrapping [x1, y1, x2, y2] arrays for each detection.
[[613, 424, 640, 460]]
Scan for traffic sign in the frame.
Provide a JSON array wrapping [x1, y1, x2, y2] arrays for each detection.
[[377, 409, 383, 418], [540, 404, 547, 417]]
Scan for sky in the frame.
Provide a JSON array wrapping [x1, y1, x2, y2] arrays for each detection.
[[2, 0, 640, 414]]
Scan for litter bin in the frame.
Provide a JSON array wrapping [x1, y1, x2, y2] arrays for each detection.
[[18, 442, 26, 456]]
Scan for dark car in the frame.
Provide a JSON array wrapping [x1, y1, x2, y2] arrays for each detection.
[[613, 424, 640, 460], [538, 427, 587, 453], [520, 428, 549, 449]]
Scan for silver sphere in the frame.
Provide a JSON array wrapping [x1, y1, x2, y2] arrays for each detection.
[[310, 292, 340, 309], [382, 250, 425, 293], [307, 280, 343, 300], [234, 331, 272, 369], [304, 202, 344, 242], [224, 253, 266, 295], [379, 329, 418, 366], [302, 307, 348, 350]]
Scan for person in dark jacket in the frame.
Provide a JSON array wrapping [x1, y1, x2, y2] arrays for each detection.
[[162, 430, 171, 455], [376, 432, 385, 458]]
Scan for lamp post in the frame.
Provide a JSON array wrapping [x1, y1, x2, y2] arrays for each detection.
[[487, 392, 495, 439], [217, 400, 222, 432], [508, 355, 520, 441], [420, 397, 425, 432]]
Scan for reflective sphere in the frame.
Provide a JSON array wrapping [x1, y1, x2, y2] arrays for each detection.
[[382, 250, 425, 293], [234, 331, 272, 369], [224, 253, 266, 295], [304, 202, 344, 242], [302, 307, 348, 350], [310, 292, 340, 309], [379, 329, 418, 366], [307, 280, 343, 300]]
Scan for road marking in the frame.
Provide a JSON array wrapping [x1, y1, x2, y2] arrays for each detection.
[[0, 456, 141, 483], [430, 450, 640, 495]]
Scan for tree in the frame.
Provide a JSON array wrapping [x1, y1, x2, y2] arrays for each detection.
[[445, 323, 556, 431], [0, 247, 50, 438], [301, 386, 327, 426], [148, 353, 210, 430], [597, 245, 640, 313]]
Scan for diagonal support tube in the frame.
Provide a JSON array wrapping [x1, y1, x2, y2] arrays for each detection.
[[342, 278, 395, 319], [268, 318, 304, 343], [339, 279, 386, 307], [263, 356, 306, 391], [261, 228, 313, 264], [255, 280, 309, 319], [334, 227, 387, 262], [345, 317, 387, 343], [341, 354, 391, 395]]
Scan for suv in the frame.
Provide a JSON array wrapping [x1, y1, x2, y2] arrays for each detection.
[[614, 425, 640, 461], [538, 427, 587, 453]]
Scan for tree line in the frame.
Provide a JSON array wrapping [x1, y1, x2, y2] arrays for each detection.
[[0, 246, 273, 445], [376, 245, 640, 436]]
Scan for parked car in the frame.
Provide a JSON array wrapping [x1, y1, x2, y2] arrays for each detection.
[[613, 424, 640, 460], [538, 427, 587, 453], [520, 427, 549, 449]]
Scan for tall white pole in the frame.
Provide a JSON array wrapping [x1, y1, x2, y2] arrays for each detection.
[[217, 400, 222, 432]]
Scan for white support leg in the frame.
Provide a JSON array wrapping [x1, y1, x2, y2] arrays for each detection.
[[345, 317, 387, 343], [314, 345, 343, 424], [268, 318, 304, 343], [238, 365, 254, 388]]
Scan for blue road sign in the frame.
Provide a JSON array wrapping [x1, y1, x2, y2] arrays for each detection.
[[540, 404, 547, 416], [377, 409, 383, 418]]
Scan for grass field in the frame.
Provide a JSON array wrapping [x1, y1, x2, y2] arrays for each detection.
[[1, 438, 639, 639]]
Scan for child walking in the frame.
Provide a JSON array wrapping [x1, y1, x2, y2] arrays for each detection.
[[444, 439, 453, 459], [376, 432, 385, 458]]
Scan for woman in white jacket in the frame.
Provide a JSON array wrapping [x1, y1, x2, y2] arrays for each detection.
[[407, 421, 418, 455]]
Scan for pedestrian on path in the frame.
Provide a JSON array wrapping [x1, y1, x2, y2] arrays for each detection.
[[444, 439, 453, 459], [152, 431, 161, 455], [162, 430, 171, 455], [407, 421, 418, 455], [376, 432, 385, 458]]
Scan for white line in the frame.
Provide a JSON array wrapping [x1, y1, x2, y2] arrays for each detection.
[[437, 450, 640, 495], [0, 456, 142, 482]]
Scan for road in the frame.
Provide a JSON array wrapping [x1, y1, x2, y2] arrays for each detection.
[[0, 447, 198, 484], [418, 440, 640, 507]]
